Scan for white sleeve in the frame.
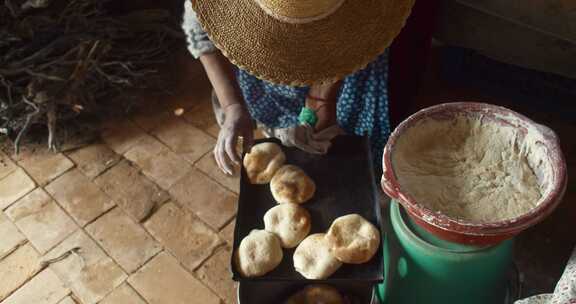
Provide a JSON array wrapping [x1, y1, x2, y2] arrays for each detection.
[[182, 1, 217, 59]]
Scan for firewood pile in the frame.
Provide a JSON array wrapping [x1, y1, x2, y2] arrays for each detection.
[[0, 0, 182, 153]]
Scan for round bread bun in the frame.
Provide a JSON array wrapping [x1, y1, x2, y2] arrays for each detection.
[[325, 214, 380, 264], [235, 229, 283, 277], [285, 284, 344, 304], [293, 233, 342, 279], [270, 165, 316, 204], [243, 142, 286, 184], [264, 204, 311, 248]]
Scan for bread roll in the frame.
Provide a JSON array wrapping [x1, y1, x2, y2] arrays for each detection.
[[325, 214, 380, 264], [243, 142, 286, 184], [285, 285, 344, 304], [264, 204, 311, 248], [235, 229, 283, 277], [270, 165, 315, 204], [293, 233, 342, 279]]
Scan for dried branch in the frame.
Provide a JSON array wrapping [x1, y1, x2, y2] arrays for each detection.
[[0, 0, 183, 150], [14, 94, 41, 154]]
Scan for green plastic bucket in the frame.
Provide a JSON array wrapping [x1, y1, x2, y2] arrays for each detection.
[[377, 201, 513, 304]]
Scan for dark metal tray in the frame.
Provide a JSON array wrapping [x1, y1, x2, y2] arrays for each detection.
[[238, 281, 376, 304], [231, 135, 383, 282]]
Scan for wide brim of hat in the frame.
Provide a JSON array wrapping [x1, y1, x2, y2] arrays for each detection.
[[191, 0, 415, 86]]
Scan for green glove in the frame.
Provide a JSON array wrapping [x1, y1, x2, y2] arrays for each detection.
[[298, 107, 317, 127]]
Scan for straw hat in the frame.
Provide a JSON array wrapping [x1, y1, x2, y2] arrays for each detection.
[[190, 0, 415, 86]]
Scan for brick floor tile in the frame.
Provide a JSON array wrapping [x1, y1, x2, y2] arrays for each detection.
[[144, 202, 223, 271], [66, 144, 120, 179], [15, 148, 74, 186], [124, 135, 167, 165], [151, 118, 215, 163], [0, 151, 17, 180], [86, 208, 161, 273], [44, 230, 127, 304], [0, 243, 42, 301], [46, 169, 115, 227], [128, 252, 220, 304], [101, 119, 146, 155], [170, 170, 237, 230], [196, 246, 237, 304], [94, 161, 169, 222], [183, 99, 218, 135], [156, 151, 192, 190], [153, 92, 191, 114], [206, 124, 220, 138], [195, 151, 240, 193], [219, 218, 236, 246], [131, 110, 171, 133], [0, 169, 36, 210], [142, 149, 191, 190], [99, 283, 146, 304], [0, 212, 26, 259], [6, 188, 77, 254], [1, 268, 69, 304], [57, 296, 77, 304], [125, 136, 191, 190]]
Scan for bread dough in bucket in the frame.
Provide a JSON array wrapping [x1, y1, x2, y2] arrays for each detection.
[[392, 115, 549, 223]]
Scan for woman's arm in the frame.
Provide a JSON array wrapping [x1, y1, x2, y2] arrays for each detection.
[[199, 52, 245, 109], [183, 3, 253, 174], [199, 51, 254, 175]]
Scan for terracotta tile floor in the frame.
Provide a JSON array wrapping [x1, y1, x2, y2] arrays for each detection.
[[0, 49, 574, 303], [0, 55, 237, 304]]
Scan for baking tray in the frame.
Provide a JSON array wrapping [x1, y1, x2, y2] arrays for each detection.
[[237, 281, 376, 304], [231, 135, 384, 282]]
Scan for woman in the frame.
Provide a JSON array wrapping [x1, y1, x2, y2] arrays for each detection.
[[183, 0, 435, 175]]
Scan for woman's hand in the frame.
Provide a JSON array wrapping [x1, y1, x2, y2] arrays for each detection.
[[215, 103, 254, 175], [199, 51, 253, 175]]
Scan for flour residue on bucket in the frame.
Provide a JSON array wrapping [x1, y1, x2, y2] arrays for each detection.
[[391, 114, 552, 223]]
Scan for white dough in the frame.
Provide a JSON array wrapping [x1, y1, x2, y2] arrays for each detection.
[[235, 229, 283, 277], [243, 142, 286, 184], [264, 204, 311, 248], [293, 234, 342, 279], [392, 116, 547, 223]]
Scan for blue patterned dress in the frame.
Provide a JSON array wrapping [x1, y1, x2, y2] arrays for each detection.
[[237, 53, 391, 173], [183, 2, 391, 173]]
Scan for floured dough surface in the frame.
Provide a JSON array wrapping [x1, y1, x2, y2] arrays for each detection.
[[270, 165, 316, 204], [392, 116, 544, 223], [293, 233, 342, 279], [264, 203, 311, 248], [243, 142, 286, 184], [324, 214, 380, 264], [235, 229, 283, 277]]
